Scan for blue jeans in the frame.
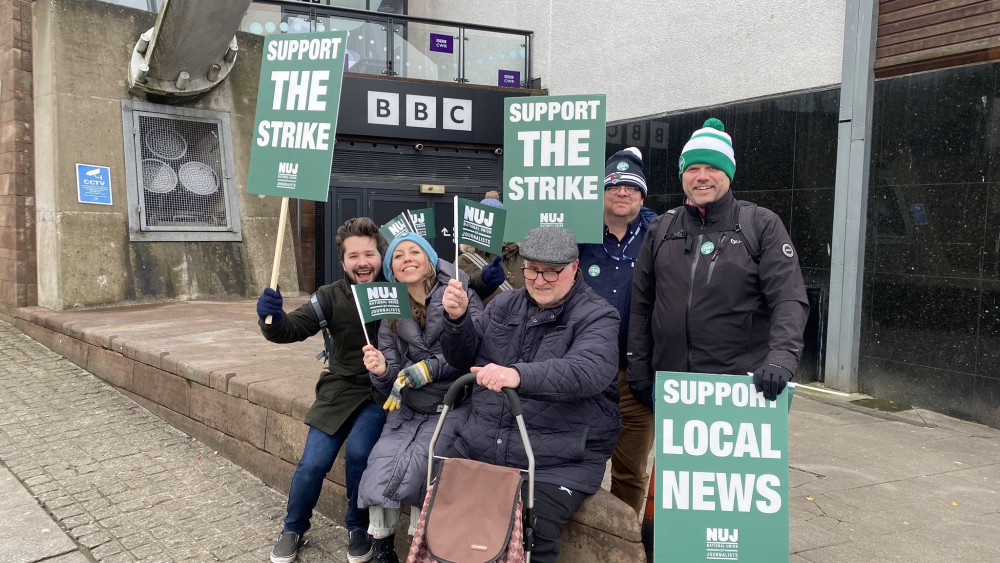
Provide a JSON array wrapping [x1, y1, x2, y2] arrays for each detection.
[[283, 400, 386, 535]]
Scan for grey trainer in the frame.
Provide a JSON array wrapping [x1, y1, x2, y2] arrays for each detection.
[[270, 531, 302, 563], [347, 530, 374, 562]]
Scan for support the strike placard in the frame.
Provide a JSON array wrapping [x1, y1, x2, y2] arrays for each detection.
[[502, 94, 606, 243], [247, 31, 348, 323], [248, 31, 348, 201], [654, 372, 790, 563]]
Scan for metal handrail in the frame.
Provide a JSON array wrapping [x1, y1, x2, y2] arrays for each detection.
[[245, 0, 533, 87]]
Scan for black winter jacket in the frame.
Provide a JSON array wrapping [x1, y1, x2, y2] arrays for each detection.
[[627, 191, 809, 383], [441, 277, 622, 494], [259, 279, 383, 436]]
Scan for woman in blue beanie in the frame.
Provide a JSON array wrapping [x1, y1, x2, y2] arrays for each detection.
[[359, 232, 483, 562]]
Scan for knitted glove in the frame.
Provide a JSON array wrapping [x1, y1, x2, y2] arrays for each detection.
[[481, 255, 506, 287], [383, 375, 405, 412], [256, 286, 284, 324], [753, 363, 793, 401], [399, 361, 434, 389]]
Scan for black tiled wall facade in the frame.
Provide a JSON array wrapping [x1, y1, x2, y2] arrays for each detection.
[[608, 67, 1000, 428], [864, 62, 1000, 427], [606, 88, 840, 384]]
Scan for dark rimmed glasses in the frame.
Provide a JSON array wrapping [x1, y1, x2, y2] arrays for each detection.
[[604, 184, 641, 195], [521, 265, 567, 282]]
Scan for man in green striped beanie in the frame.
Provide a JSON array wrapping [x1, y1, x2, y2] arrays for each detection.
[[677, 117, 736, 208], [626, 117, 809, 413]]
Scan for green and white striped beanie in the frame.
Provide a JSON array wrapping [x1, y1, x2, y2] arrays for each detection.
[[677, 118, 736, 181]]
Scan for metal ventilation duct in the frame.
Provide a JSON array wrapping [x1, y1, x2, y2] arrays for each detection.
[[129, 0, 254, 102]]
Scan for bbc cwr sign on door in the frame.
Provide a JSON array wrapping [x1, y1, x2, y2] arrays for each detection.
[[367, 91, 472, 131]]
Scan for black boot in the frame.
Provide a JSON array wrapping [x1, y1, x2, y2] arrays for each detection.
[[371, 535, 398, 563]]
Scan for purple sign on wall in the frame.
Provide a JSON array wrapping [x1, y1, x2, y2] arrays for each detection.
[[429, 33, 454, 53], [498, 70, 521, 89]]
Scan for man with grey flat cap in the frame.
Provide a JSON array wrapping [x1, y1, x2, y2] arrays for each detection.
[[440, 226, 622, 563]]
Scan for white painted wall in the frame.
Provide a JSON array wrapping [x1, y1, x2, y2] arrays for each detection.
[[412, 0, 845, 123]]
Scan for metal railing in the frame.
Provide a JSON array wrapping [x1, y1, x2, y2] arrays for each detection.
[[242, 1, 533, 89]]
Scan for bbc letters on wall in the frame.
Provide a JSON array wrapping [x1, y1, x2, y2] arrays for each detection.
[[367, 92, 471, 131], [337, 76, 524, 145]]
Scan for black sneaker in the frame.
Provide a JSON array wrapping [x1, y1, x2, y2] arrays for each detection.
[[347, 530, 374, 563], [270, 531, 302, 563], [371, 535, 398, 563]]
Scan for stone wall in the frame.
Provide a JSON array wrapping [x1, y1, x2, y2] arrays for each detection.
[[31, 0, 298, 311], [0, 0, 35, 314]]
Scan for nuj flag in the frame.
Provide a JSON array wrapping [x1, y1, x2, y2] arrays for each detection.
[[407, 208, 435, 239], [456, 197, 506, 255], [351, 282, 411, 345], [380, 209, 436, 242], [379, 213, 415, 242]]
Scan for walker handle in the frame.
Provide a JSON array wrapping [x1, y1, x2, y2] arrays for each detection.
[[444, 372, 524, 417]]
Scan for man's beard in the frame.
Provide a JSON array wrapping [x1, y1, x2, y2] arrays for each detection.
[[347, 265, 376, 284]]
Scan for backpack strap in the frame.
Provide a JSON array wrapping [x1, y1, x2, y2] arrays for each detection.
[[734, 201, 761, 264], [309, 292, 335, 363], [650, 206, 685, 264]]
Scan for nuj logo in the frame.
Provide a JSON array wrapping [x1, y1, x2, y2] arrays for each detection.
[[464, 207, 494, 227], [367, 286, 398, 300], [540, 212, 564, 223], [388, 222, 408, 237], [278, 162, 298, 175], [706, 528, 738, 542], [410, 212, 426, 226]]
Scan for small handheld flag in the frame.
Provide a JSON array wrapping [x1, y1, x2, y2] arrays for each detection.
[[379, 213, 416, 243], [406, 208, 435, 239], [351, 282, 413, 345], [456, 197, 507, 255]]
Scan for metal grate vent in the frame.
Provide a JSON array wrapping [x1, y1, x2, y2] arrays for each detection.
[[123, 101, 241, 242], [137, 115, 227, 228]]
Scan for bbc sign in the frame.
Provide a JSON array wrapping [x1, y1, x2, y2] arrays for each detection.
[[337, 75, 522, 144], [367, 91, 472, 131]]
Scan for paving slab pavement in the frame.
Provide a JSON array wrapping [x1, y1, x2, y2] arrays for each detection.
[[0, 320, 348, 562], [1, 301, 999, 562], [0, 467, 80, 563]]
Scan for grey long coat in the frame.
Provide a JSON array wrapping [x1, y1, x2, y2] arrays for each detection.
[[357, 260, 483, 509]]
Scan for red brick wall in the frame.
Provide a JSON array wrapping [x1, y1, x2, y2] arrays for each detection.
[[0, 0, 34, 312]]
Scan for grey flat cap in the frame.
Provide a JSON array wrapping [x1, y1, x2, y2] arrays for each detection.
[[520, 226, 579, 264]]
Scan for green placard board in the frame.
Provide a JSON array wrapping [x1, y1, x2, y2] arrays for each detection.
[[352, 282, 412, 323], [248, 32, 348, 202], [502, 94, 606, 243], [457, 198, 506, 255], [654, 372, 790, 563]]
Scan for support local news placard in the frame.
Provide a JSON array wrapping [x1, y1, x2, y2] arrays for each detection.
[[248, 31, 348, 202], [502, 94, 605, 243], [655, 372, 791, 562]]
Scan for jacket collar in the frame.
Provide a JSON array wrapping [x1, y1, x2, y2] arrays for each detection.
[[525, 271, 584, 314], [684, 190, 737, 226]]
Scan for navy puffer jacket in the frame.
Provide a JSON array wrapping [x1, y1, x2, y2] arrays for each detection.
[[441, 276, 622, 494]]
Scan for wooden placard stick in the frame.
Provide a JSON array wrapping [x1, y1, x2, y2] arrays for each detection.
[[264, 196, 290, 325]]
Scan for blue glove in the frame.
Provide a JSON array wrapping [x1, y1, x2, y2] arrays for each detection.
[[481, 255, 506, 287], [256, 286, 285, 324], [753, 363, 793, 401], [629, 378, 654, 410]]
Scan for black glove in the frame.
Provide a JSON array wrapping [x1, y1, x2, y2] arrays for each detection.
[[481, 255, 506, 287], [753, 363, 792, 401], [628, 378, 654, 410], [256, 286, 285, 324]]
